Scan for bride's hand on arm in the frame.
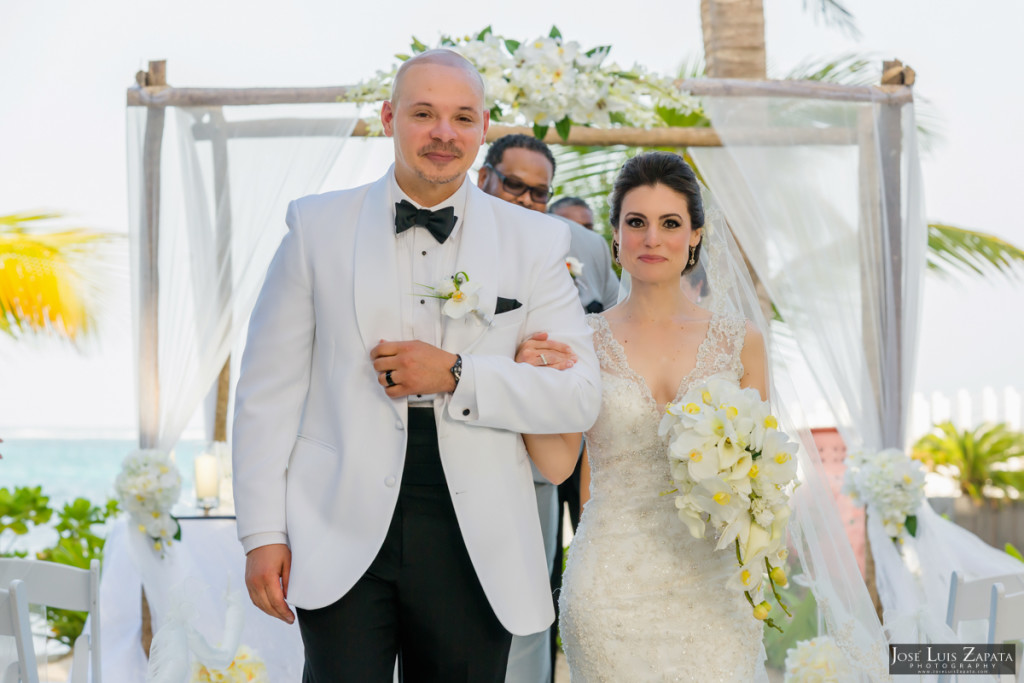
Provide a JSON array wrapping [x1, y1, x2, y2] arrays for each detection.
[[514, 332, 577, 370], [515, 332, 584, 484]]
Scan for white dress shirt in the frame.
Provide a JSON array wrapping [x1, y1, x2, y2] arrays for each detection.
[[390, 168, 469, 406]]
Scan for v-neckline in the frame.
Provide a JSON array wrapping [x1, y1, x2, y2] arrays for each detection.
[[594, 313, 720, 414]]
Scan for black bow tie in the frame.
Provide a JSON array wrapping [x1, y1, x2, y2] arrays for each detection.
[[394, 200, 457, 244]]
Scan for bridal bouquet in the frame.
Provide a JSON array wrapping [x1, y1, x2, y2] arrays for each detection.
[[842, 448, 925, 542], [658, 375, 798, 632], [114, 448, 182, 555]]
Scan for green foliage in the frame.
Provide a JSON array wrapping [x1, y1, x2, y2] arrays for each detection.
[[33, 496, 118, 648], [762, 580, 819, 670], [0, 485, 53, 555], [1, 487, 116, 648], [913, 422, 1024, 502], [1006, 543, 1024, 563]]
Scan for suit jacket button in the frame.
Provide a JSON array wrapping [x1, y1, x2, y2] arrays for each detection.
[[385, 476, 396, 487], [462, 408, 470, 416]]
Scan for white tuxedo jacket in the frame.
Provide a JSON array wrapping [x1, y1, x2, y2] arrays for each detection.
[[232, 172, 601, 636]]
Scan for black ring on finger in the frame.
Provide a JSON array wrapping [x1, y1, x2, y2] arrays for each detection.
[[385, 370, 396, 387]]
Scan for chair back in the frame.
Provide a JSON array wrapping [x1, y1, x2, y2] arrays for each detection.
[[947, 570, 1024, 630], [988, 584, 1024, 682], [0, 580, 39, 683], [0, 559, 100, 683]]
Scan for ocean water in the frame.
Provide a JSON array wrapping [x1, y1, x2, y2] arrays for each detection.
[[1, 437, 209, 555]]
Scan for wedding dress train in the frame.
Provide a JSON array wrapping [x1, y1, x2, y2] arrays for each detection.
[[559, 314, 767, 682]]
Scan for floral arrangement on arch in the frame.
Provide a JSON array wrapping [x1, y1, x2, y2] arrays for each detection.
[[346, 26, 705, 139], [842, 447, 925, 542], [114, 448, 182, 555]]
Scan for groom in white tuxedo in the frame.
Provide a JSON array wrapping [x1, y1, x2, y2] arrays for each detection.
[[232, 49, 601, 682]]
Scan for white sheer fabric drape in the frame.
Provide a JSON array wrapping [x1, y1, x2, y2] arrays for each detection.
[[691, 94, 927, 678], [693, 94, 1024, 667], [127, 103, 358, 453], [124, 103, 357, 651]]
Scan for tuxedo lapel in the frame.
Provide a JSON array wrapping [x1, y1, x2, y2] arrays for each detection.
[[353, 174, 403, 354], [441, 184, 498, 354]]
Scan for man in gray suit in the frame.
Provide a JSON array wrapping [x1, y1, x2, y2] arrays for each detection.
[[477, 134, 617, 683], [548, 197, 618, 313]]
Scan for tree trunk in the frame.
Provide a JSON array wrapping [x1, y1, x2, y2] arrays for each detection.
[[700, 0, 767, 79]]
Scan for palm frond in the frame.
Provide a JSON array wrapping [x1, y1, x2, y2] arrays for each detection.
[[927, 223, 1024, 281], [0, 213, 122, 343], [801, 0, 862, 39], [676, 54, 707, 81]]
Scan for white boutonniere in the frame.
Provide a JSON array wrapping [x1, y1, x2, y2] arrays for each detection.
[[566, 257, 584, 279], [417, 271, 486, 321]]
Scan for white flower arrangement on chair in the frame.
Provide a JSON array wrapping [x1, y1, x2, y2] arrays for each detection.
[[842, 447, 925, 542], [114, 448, 182, 555]]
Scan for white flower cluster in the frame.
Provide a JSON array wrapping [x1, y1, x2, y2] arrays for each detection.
[[114, 449, 182, 554], [783, 636, 853, 682], [191, 645, 270, 683], [658, 375, 799, 628], [347, 27, 702, 134], [842, 447, 925, 542]]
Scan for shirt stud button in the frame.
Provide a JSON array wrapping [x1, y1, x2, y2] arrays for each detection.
[[462, 408, 470, 416], [385, 476, 397, 487], [395, 420, 404, 430]]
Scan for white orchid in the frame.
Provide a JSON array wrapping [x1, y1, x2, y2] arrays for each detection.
[[442, 279, 483, 319], [417, 272, 487, 322]]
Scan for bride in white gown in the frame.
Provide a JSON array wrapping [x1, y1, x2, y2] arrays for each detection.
[[516, 152, 770, 681]]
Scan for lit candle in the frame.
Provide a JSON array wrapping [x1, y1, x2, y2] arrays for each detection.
[[194, 453, 220, 501]]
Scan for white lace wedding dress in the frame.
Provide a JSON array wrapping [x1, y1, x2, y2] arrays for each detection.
[[559, 314, 766, 682]]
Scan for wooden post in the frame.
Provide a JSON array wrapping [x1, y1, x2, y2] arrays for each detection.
[[138, 60, 167, 449], [209, 109, 234, 443], [856, 59, 914, 623], [137, 60, 167, 659]]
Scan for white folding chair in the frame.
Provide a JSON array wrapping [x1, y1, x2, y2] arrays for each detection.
[[989, 584, 1024, 682], [946, 570, 1024, 632], [0, 580, 39, 683], [0, 559, 100, 683]]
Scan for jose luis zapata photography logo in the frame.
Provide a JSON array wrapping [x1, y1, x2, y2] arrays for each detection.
[[890, 644, 1017, 675]]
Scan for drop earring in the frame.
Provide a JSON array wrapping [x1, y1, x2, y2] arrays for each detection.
[[613, 241, 620, 265], [689, 245, 696, 266]]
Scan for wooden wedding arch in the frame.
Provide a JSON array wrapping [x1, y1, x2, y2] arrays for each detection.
[[126, 59, 918, 625]]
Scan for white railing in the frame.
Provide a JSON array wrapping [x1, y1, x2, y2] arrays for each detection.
[[801, 386, 1023, 442]]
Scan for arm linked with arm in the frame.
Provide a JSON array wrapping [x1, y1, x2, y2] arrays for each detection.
[[448, 229, 602, 435]]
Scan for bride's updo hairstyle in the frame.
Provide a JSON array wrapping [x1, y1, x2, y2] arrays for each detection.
[[609, 151, 705, 275]]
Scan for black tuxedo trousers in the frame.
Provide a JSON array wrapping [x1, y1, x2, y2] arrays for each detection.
[[295, 408, 513, 682]]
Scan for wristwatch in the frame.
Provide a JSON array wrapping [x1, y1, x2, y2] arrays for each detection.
[[449, 354, 463, 389]]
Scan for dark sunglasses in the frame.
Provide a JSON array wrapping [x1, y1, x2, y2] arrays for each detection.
[[484, 163, 551, 204]]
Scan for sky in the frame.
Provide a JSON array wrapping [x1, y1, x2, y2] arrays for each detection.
[[1, 0, 1022, 437]]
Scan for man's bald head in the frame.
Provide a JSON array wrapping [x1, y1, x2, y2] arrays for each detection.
[[390, 49, 485, 106]]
